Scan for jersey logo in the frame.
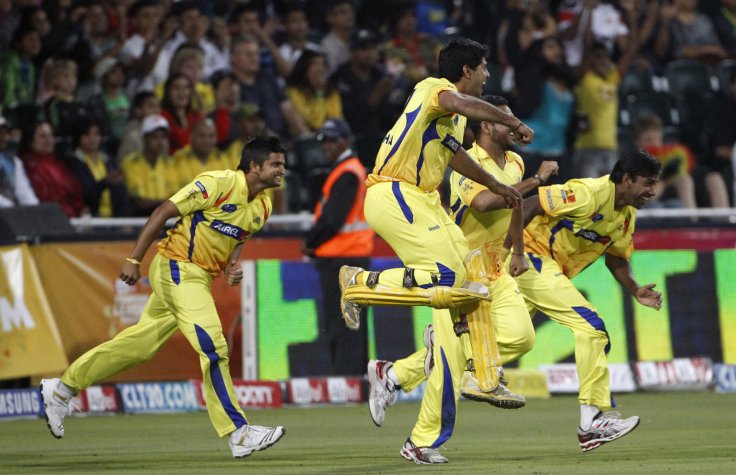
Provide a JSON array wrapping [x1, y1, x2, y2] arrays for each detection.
[[221, 204, 237, 213], [210, 220, 248, 241], [253, 216, 261, 225], [575, 228, 611, 245], [441, 135, 461, 153], [195, 181, 208, 199], [561, 190, 576, 203], [591, 213, 603, 222]]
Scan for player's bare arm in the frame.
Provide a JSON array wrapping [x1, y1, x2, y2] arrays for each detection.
[[503, 195, 544, 251], [119, 200, 181, 286], [449, 148, 522, 207], [506, 205, 529, 277], [471, 161, 559, 212], [438, 90, 534, 144], [225, 242, 245, 286], [604, 253, 663, 310]]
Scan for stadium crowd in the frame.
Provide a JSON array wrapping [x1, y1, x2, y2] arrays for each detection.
[[1, 0, 735, 217]]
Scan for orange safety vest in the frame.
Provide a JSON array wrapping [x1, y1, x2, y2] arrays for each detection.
[[314, 156, 374, 257]]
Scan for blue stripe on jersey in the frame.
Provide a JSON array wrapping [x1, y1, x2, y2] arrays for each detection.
[[527, 252, 543, 273], [377, 104, 422, 175], [194, 324, 248, 428], [572, 306, 611, 354], [169, 259, 180, 285], [436, 262, 456, 287], [416, 118, 441, 187], [188, 211, 206, 261], [431, 347, 456, 448], [391, 181, 414, 224], [454, 205, 468, 225], [449, 197, 462, 213], [548, 218, 574, 260]]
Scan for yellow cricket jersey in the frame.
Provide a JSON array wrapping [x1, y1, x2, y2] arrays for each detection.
[[172, 145, 234, 189], [81, 152, 113, 217], [157, 169, 272, 277], [574, 68, 620, 150], [121, 152, 180, 200], [449, 144, 525, 279], [525, 175, 635, 279], [368, 77, 467, 192]]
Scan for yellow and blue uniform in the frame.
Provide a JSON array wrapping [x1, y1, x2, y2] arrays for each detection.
[[393, 144, 534, 448], [121, 152, 180, 201], [363, 77, 469, 289], [62, 170, 271, 437], [514, 175, 635, 410]]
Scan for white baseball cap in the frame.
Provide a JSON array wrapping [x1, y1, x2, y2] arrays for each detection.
[[0, 116, 7, 128], [141, 114, 170, 135]]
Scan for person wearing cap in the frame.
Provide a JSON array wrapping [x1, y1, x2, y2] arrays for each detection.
[[0, 116, 39, 208], [172, 118, 232, 188], [120, 114, 178, 215], [303, 118, 374, 375]]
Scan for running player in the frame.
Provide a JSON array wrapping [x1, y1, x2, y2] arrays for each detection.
[[40, 136, 287, 459]]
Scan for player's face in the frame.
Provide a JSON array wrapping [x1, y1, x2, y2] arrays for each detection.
[[469, 58, 489, 97], [489, 104, 516, 149], [624, 174, 659, 209], [257, 153, 286, 188]]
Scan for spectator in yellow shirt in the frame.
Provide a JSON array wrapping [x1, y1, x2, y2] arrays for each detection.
[[286, 49, 343, 131], [173, 118, 232, 188]]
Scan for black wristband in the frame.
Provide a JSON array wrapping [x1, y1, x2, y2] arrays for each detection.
[[533, 174, 545, 185]]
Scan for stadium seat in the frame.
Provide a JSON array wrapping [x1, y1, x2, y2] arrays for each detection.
[[619, 66, 655, 99], [283, 170, 306, 212], [353, 131, 384, 169], [292, 136, 327, 172], [665, 60, 714, 95], [624, 91, 677, 127], [716, 59, 736, 95]]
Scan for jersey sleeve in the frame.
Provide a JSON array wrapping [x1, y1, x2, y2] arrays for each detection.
[[426, 81, 457, 117], [169, 173, 221, 216], [538, 180, 596, 218], [606, 212, 636, 260], [451, 170, 485, 207]]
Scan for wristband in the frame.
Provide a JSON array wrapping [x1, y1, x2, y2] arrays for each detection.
[[533, 174, 545, 185], [125, 257, 141, 266]]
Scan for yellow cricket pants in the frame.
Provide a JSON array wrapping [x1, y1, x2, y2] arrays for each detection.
[[514, 252, 613, 410], [62, 252, 247, 437], [393, 273, 534, 447]]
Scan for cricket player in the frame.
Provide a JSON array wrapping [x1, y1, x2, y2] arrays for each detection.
[[367, 96, 559, 464], [41, 136, 287, 459]]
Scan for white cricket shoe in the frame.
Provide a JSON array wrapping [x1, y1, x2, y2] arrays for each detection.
[[40, 378, 74, 439], [423, 324, 434, 378], [577, 411, 640, 452], [367, 360, 398, 426], [229, 424, 285, 458], [339, 266, 363, 330], [400, 439, 448, 464]]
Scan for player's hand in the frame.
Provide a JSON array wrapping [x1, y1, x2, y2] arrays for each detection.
[[488, 182, 522, 208], [225, 258, 243, 286], [635, 283, 663, 310], [508, 253, 529, 277], [512, 122, 534, 145], [537, 161, 559, 183], [120, 261, 141, 286]]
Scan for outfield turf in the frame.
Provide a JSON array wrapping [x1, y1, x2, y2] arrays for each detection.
[[2, 392, 735, 474]]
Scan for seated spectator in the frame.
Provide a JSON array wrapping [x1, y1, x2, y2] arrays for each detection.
[[117, 91, 161, 162], [20, 121, 85, 217], [87, 58, 130, 153], [154, 44, 216, 114], [1, 28, 41, 109], [225, 103, 269, 166], [160, 73, 204, 153], [655, 0, 728, 65], [120, 114, 179, 216], [209, 71, 242, 150], [321, 0, 355, 74], [67, 120, 130, 217], [382, 1, 441, 85], [0, 116, 39, 208], [286, 50, 343, 132], [172, 118, 232, 188], [635, 115, 729, 208], [277, 2, 323, 77], [38, 59, 88, 155], [119, 0, 170, 95]]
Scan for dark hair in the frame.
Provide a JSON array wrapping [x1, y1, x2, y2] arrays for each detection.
[[238, 136, 287, 172], [438, 38, 488, 83], [467, 95, 508, 136], [281, 1, 307, 20], [72, 118, 100, 149], [287, 49, 336, 95], [173, 0, 201, 17], [128, 0, 159, 18], [161, 73, 194, 125], [609, 150, 662, 184], [20, 121, 53, 154], [133, 91, 156, 110], [210, 70, 238, 89], [229, 3, 263, 26]]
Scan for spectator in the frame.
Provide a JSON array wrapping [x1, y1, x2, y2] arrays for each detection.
[[225, 103, 269, 167], [87, 58, 131, 152], [655, 0, 728, 65], [497, 0, 557, 68], [20, 121, 85, 217], [382, 1, 441, 85], [172, 118, 232, 188], [67, 120, 130, 217], [38, 59, 88, 155], [0, 116, 39, 208], [120, 114, 179, 216], [1, 27, 41, 109], [119, 0, 171, 95], [209, 70, 242, 150], [228, 3, 287, 78], [286, 50, 343, 132], [321, 0, 356, 74], [155, 44, 216, 113], [714, 0, 736, 58], [160, 72, 204, 153], [334, 29, 396, 135], [277, 2, 323, 76], [117, 91, 161, 162]]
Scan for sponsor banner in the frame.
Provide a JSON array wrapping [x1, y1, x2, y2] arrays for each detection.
[[0, 388, 43, 419], [540, 363, 636, 393], [287, 378, 329, 405], [326, 377, 362, 403], [0, 245, 68, 379], [193, 380, 283, 409], [118, 382, 200, 413], [715, 364, 736, 393], [76, 385, 120, 414], [397, 382, 426, 403], [633, 358, 713, 391]]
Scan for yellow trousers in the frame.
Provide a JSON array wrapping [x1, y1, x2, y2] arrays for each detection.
[[62, 252, 247, 437]]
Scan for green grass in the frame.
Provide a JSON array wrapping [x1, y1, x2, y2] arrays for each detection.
[[2, 392, 735, 474]]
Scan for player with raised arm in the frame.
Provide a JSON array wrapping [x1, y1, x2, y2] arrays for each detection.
[[40, 136, 287, 460]]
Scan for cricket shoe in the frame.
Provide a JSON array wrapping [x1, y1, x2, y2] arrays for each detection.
[[578, 411, 640, 452], [368, 359, 398, 426], [423, 324, 434, 378], [229, 424, 285, 458], [40, 378, 76, 439], [339, 265, 363, 330], [460, 371, 526, 409], [400, 438, 448, 464]]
